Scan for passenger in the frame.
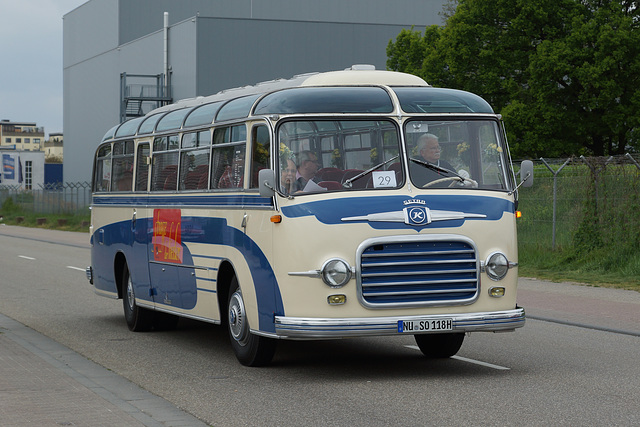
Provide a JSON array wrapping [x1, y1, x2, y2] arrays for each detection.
[[296, 151, 320, 190], [280, 158, 299, 195], [410, 134, 455, 187]]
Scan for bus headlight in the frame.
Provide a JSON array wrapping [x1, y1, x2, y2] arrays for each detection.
[[485, 252, 509, 281], [321, 258, 352, 288]]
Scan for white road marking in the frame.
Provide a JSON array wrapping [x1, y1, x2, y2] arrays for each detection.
[[18, 255, 36, 260], [404, 345, 510, 370], [67, 266, 85, 272]]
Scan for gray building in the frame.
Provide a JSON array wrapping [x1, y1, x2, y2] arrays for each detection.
[[63, 0, 446, 183]]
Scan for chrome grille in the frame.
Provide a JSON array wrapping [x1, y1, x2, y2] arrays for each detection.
[[356, 236, 479, 308]]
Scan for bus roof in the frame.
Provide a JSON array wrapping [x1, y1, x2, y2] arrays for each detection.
[[104, 66, 493, 141], [151, 66, 429, 115]]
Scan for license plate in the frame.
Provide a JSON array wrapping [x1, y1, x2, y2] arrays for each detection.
[[398, 318, 453, 333]]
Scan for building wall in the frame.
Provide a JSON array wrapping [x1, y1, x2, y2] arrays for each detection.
[[63, 0, 446, 183], [0, 122, 45, 151], [0, 151, 45, 190], [195, 17, 419, 97], [117, 0, 445, 44]]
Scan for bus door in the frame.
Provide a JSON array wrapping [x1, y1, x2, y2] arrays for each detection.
[[146, 135, 186, 309], [127, 140, 153, 305]]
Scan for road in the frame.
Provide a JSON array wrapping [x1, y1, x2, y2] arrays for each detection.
[[0, 225, 638, 426]]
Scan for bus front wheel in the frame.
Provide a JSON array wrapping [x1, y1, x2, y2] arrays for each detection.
[[227, 277, 276, 366], [122, 265, 153, 332], [414, 333, 464, 358]]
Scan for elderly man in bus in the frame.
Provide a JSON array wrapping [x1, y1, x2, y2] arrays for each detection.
[[409, 133, 456, 187], [296, 150, 321, 190]]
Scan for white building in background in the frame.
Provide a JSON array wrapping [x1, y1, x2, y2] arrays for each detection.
[[63, 0, 447, 183], [0, 150, 45, 190], [45, 133, 64, 160], [0, 120, 45, 151]]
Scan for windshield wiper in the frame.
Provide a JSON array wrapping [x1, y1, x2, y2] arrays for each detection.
[[343, 155, 399, 188], [410, 157, 468, 183]]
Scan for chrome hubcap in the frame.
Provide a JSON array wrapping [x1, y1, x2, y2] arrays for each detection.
[[127, 278, 135, 311], [228, 290, 248, 345]]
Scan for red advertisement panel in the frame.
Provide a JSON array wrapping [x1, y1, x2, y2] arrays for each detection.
[[152, 209, 183, 263]]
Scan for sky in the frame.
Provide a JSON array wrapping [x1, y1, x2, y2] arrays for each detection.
[[0, 0, 88, 138]]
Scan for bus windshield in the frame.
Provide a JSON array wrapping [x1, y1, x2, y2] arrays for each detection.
[[405, 119, 512, 191], [277, 119, 402, 194], [277, 118, 512, 194]]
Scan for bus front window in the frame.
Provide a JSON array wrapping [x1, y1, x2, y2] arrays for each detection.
[[405, 119, 511, 191], [277, 120, 402, 194]]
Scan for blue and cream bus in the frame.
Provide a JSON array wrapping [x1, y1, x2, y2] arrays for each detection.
[[87, 65, 532, 366]]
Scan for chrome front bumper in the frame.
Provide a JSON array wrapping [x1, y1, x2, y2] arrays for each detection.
[[274, 307, 525, 339]]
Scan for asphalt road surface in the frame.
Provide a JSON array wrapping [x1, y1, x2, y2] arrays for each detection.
[[0, 225, 638, 426]]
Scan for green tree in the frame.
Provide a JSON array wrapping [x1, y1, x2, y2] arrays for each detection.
[[387, 0, 640, 158]]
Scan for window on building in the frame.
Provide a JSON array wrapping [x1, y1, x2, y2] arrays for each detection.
[[25, 161, 33, 190]]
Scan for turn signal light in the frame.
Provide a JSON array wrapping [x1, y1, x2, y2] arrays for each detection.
[[270, 215, 282, 223], [516, 210, 522, 219]]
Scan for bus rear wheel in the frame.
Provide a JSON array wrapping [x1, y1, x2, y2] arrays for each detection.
[[122, 265, 153, 332], [227, 277, 276, 366], [414, 333, 465, 358]]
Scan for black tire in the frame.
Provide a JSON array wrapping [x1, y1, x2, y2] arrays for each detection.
[[227, 277, 276, 366], [122, 265, 153, 332], [414, 333, 465, 358]]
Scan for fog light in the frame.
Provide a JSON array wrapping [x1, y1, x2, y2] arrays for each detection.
[[328, 294, 347, 305], [321, 258, 352, 288], [489, 287, 505, 297]]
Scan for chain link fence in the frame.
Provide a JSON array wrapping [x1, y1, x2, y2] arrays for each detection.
[[1, 156, 639, 251], [0, 182, 91, 214], [516, 154, 640, 251]]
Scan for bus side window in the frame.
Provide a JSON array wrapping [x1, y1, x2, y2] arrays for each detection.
[[250, 125, 270, 189], [111, 140, 134, 192], [179, 130, 211, 191], [93, 143, 112, 192], [211, 125, 246, 190], [151, 136, 179, 191], [135, 143, 150, 191]]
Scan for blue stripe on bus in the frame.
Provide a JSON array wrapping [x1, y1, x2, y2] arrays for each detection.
[[92, 194, 273, 207], [195, 276, 216, 283], [192, 254, 224, 262], [93, 215, 283, 333], [280, 194, 514, 231]]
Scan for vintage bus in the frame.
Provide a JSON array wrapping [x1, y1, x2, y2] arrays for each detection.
[[86, 65, 532, 366]]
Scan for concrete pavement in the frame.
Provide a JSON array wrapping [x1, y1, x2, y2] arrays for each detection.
[[0, 224, 638, 425], [518, 277, 640, 337], [0, 225, 208, 426], [0, 313, 209, 426]]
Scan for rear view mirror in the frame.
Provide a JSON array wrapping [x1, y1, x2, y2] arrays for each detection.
[[258, 169, 276, 198], [520, 160, 534, 188]]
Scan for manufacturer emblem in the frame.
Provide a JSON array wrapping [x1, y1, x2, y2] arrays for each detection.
[[340, 199, 486, 226], [406, 207, 429, 225]]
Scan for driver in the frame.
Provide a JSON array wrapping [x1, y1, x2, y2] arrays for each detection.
[[409, 134, 455, 187]]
